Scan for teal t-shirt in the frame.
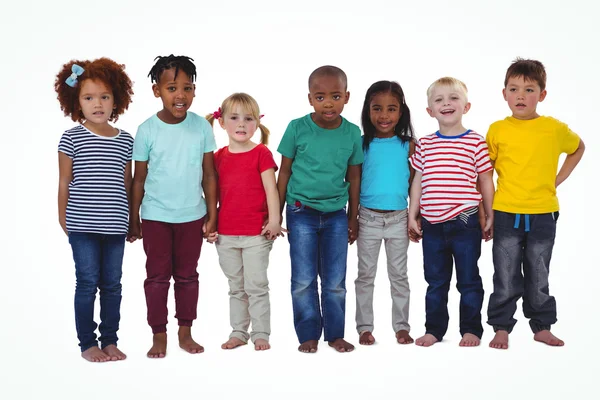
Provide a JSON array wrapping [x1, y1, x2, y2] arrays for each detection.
[[360, 136, 410, 210], [132, 112, 217, 223], [277, 114, 363, 212]]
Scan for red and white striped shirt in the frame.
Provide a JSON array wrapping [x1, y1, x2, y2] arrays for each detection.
[[410, 130, 492, 223]]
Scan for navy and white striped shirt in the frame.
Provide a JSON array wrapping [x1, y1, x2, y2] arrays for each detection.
[[58, 125, 134, 234]]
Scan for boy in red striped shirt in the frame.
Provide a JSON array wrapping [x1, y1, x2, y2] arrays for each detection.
[[408, 77, 495, 347]]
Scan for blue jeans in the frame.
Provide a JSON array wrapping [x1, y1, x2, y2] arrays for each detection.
[[487, 211, 558, 333], [69, 232, 126, 351], [422, 213, 484, 341], [286, 204, 348, 343]]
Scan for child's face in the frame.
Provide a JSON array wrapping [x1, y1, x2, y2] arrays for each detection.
[[153, 68, 195, 123], [426, 85, 470, 126], [78, 79, 115, 126], [369, 92, 401, 138], [218, 104, 258, 145], [308, 75, 349, 129], [503, 76, 546, 120]]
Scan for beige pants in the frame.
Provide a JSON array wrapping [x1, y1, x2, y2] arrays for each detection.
[[355, 207, 410, 333], [216, 234, 273, 343]]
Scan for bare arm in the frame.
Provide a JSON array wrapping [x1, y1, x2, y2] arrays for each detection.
[[408, 140, 416, 186], [260, 168, 283, 239], [346, 164, 361, 244], [129, 160, 148, 241], [124, 161, 132, 214], [408, 171, 423, 242], [556, 139, 585, 187], [202, 152, 218, 236], [478, 170, 495, 222], [58, 152, 73, 236], [277, 156, 293, 216]]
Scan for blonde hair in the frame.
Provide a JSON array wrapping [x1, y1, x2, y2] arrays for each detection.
[[206, 92, 270, 145], [426, 77, 468, 105]]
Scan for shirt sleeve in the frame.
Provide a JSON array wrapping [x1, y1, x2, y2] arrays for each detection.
[[557, 120, 581, 155], [474, 136, 493, 174], [58, 132, 74, 158], [126, 133, 134, 161], [409, 139, 423, 173], [348, 127, 364, 165], [485, 123, 498, 162], [132, 124, 149, 162], [277, 120, 297, 159], [203, 119, 217, 153], [258, 145, 278, 173]]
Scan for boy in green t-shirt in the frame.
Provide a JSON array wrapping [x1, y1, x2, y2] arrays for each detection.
[[277, 65, 363, 353]]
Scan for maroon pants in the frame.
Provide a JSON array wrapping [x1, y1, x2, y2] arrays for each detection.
[[142, 218, 204, 334]]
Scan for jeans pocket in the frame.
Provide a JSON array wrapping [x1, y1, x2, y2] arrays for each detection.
[[287, 203, 302, 213], [552, 211, 560, 222]]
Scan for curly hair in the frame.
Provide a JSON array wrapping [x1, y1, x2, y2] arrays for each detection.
[[54, 57, 134, 123]]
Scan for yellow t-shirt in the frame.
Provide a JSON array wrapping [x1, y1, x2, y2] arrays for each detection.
[[486, 116, 580, 213]]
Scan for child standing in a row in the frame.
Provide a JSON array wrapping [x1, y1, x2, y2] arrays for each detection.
[[206, 93, 283, 351], [129, 55, 217, 358], [56, 57, 134, 362], [354, 81, 416, 346], [277, 65, 363, 353], [409, 77, 495, 347]]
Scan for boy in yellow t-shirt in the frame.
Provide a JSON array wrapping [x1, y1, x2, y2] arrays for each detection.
[[486, 58, 585, 350]]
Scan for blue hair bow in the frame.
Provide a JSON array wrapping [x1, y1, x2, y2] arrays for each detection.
[[65, 64, 85, 87]]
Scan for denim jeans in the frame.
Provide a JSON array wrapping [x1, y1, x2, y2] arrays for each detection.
[[421, 213, 484, 341], [286, 204, 348, 343], [69, 232, 126, 352], [487, 211, 558, 333]]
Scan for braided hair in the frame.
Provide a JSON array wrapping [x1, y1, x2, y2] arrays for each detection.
[[147, 54, 196, 83]]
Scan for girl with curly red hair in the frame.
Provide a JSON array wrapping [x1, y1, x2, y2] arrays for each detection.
[[55, 57, 134, 362]]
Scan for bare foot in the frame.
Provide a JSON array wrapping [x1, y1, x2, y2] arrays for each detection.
[[328, 338, 355, 353], [359, 331, 375, 345], [415, 333, 438, 347], [254, 339, 271, 351], [459, 333, 480, 347], [534, 330, 564, 347], [82, 346, 110, 362], [147, 333, 167, 358], [489, 330, 509, 350], [221, 337, 246, 350], [396, 330, 414, 344], [298, 340, 319, 353], [178, 326, 204, 354], [102, 344, 127, 361]]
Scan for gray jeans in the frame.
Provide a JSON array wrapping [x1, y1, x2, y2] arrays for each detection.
[[216, 235, 273, 343], [355, 207, 410, 334]]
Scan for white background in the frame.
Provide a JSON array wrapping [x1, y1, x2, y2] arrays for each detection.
[[1, 0, 598, 399]]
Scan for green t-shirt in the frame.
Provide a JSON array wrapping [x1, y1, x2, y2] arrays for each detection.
[[277, 114, 363, 212]]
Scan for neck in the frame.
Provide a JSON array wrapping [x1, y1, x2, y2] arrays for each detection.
[[512, 112, 540, 120], [228, 140, 257, 153], [311, 113, 342, 129], [375, 131, 395, 139], [437, 121, 467, 136], [157, 109, 186, 124], [83, 121, 116, 137]]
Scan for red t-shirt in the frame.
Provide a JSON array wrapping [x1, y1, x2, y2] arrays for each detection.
[[214, 144, 278, 235]]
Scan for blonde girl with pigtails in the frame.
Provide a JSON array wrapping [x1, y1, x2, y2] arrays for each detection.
[[206, 93, 283, 351]]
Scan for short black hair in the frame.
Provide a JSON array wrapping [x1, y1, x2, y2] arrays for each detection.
[[308, 65, 347, 90], [148, 54, 196, 83], [505, 57, 546, 91]]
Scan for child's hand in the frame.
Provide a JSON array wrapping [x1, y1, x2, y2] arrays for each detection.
[[203, 218, 217, 239], [482, 215, 494, 242], [206, 231, 219, 244], [348, 217, 358, 245], [127, 218, 142, 242], [408, 217, 422, 243], [261, 220, 287, 240]]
